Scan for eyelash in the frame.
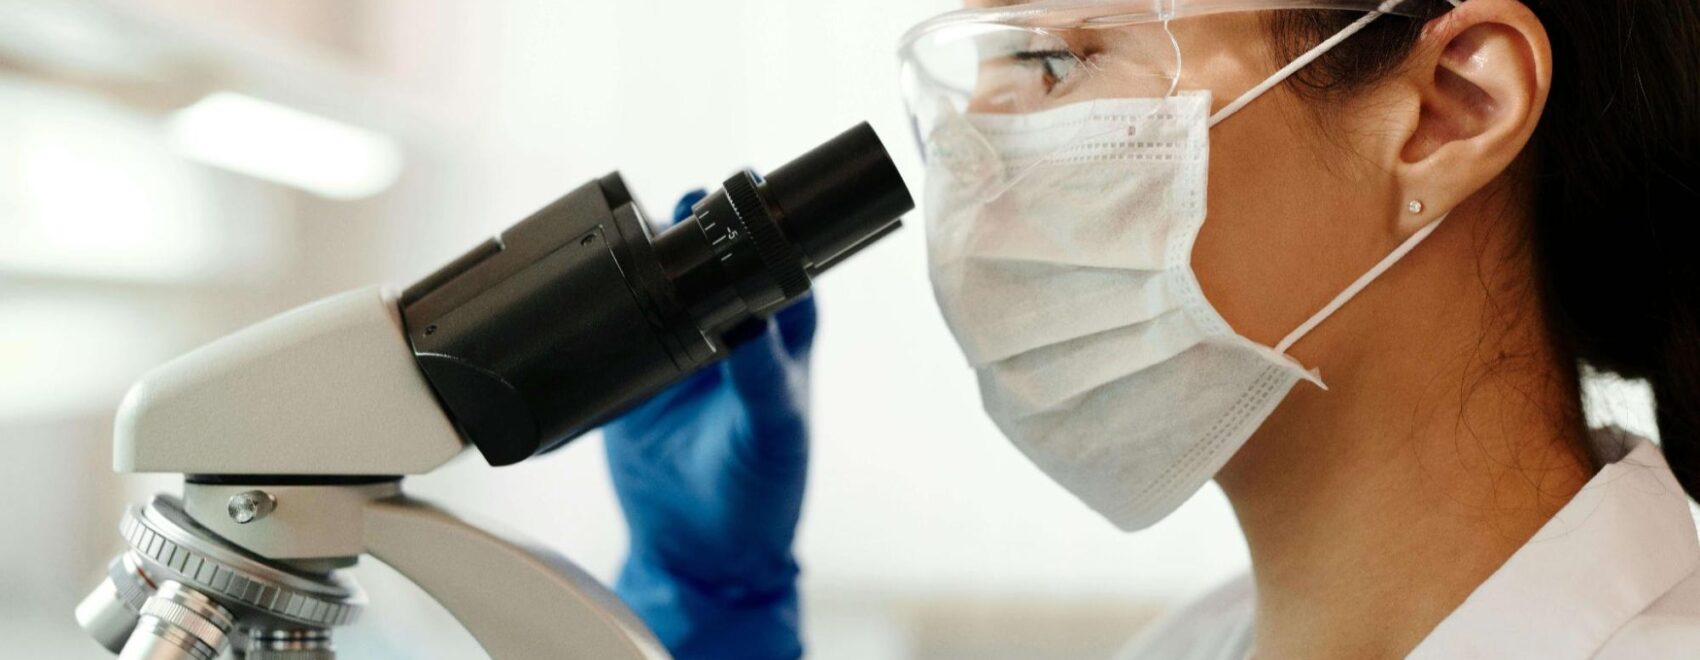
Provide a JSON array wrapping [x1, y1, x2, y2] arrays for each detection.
[[1011, 49, 1081, 89]]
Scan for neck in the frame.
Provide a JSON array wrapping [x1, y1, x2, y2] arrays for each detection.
[[1215, 203, 1596, 659]]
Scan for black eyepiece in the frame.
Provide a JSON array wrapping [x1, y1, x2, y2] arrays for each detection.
[[766, 122, 912, 274], [653, 122, 913, 334], [400, 122, 913, 466]]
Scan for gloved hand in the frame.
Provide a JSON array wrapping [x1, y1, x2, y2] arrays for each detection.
[[603, 190, 815, 660]]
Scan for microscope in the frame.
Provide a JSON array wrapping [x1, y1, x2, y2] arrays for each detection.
[[72, 123, 913, 659]]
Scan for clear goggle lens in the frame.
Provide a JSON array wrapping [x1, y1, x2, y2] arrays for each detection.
[[900, 20, 1183, 199], [899, 1, 1449, 202]]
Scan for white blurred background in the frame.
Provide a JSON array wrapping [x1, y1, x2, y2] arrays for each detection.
[[0, 1, 1660, 658]]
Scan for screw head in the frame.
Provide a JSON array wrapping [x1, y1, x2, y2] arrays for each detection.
[[227, 491, 276, 524]]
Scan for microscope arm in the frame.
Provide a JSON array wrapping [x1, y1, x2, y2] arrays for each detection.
[[364, 495, 669, 660]]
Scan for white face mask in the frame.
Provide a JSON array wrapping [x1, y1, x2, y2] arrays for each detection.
[[924, 11, 1444, 531]]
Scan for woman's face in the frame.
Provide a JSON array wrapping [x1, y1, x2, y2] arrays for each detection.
[[957, 9, 1411, 363]]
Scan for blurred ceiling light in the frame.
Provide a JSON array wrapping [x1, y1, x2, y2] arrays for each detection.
[[167, 92, 403, 200], [0, 76, 222, 283]]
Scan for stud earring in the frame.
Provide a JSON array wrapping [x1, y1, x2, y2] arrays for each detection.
[[1407, 199, 1425, 214]]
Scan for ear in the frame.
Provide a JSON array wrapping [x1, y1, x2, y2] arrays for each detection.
[[1386, 0, 1551, 236]]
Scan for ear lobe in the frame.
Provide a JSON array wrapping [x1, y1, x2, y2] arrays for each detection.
[[1395, 0, 1550, 232]]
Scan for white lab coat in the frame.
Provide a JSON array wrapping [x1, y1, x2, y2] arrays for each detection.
[[1117, 428, 1700, 659]]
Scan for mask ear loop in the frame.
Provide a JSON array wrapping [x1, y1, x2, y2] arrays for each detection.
[[1232, 0, 1463, 356], [1274, 215, 1446, 355]]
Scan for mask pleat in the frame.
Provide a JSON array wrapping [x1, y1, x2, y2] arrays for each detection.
[[922, 93, 1312, 531], [976, 306, 1203, 414], [933, 260, 1181, 363], [986, 342, 1302, 528]]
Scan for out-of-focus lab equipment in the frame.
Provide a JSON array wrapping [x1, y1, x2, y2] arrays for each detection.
[[70, 123, 914, 660]]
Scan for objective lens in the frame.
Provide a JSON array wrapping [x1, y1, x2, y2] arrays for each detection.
[[120, 581, 235, 660], [76, 552, 156, 653]]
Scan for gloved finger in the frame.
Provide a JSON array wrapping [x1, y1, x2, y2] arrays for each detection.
[[773, 294, 818, 361], [723, 319, 809, 466], [671, 189, 709, 225]]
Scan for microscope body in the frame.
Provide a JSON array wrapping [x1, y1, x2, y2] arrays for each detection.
[[75, 122, 913, 659], [86, 285, 667, 660], [116, 286, 462, 477]]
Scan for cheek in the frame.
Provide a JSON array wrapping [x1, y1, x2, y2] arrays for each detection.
[[1193, 95, 1390, 348]]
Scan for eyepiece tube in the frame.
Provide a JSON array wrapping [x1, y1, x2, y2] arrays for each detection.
[[401, 121, 914, 465], [764, 122, 913, 275]]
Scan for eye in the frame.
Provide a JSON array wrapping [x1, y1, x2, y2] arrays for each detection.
[[1011, 49, 1082, 91]]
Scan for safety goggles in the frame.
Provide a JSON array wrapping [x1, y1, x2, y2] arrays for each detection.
[[898, 0, 1451, 172]]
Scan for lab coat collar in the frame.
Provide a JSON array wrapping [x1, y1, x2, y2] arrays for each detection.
[[1409, 428, 1700, 659]]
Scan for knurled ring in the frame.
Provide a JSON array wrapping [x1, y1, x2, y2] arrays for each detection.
[[120, 500, 362, 628], [723, 172, 810, 299]]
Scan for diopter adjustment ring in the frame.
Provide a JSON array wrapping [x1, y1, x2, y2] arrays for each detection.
[[723, 171, 810, 300]]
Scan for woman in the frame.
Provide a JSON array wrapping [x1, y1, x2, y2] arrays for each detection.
[[603, 0, 1700, 657]]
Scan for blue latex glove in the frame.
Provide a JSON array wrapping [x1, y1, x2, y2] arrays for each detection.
[[603, 190, 814, 660]]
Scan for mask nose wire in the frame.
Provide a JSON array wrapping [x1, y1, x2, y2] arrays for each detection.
[[969, 18, 1186, 204]]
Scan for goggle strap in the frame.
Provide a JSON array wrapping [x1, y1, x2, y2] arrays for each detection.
[[1206, 0, 1406, 127]]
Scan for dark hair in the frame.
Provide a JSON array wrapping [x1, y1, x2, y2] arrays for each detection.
[[1264, 1, 1700, 496]]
